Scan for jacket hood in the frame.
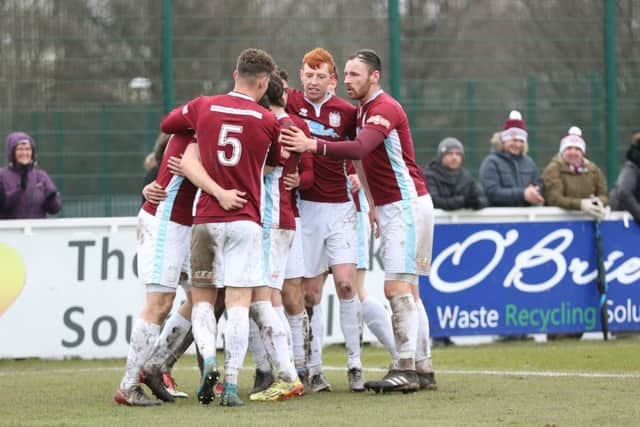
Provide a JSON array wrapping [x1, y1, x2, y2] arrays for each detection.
[[489, 131, 528, 155], [5, 132, 36, 167]]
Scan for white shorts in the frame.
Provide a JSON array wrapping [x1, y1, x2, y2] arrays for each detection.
[[191, 221, 264, 288], [263, 227, 295, 290], [356, 211, 371, 270], [284, 218, 305, 279], [137, 209, 191, 290], [377, 195, 434, 277], [298, 200, 357, 278]]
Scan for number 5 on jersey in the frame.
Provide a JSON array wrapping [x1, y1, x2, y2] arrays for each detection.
[[218, 124, 243, 166]]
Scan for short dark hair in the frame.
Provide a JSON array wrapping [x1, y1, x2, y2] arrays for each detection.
[[349, 49, 382, 73], [264, 72, 285, 108], [236, 48, 275, 80], [277, 68, 289, 82]]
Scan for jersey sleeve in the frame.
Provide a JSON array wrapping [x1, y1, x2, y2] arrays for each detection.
[[160, 97, 201, 134], [265, 116, 281, 167], [362, 102, 400, 138], [298, 152, 314, 190]]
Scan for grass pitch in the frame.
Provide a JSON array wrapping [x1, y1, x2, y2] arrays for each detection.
[[1, 339, 639, 426]]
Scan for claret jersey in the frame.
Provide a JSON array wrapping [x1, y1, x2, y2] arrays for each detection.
[[357, 90, 427, 206], [161, 91, 280, 224], [142, 133, 198, 226], [286, 88, 356, 203]]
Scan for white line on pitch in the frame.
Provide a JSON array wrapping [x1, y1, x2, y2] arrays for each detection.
[[1, 365, 639, 380]]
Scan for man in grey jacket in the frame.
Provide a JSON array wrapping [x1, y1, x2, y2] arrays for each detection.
[[424, 137, 487, 210], [479, 111, 544, 207]]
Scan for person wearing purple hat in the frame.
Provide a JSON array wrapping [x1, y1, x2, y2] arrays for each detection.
[[0, 131, 61, 219]]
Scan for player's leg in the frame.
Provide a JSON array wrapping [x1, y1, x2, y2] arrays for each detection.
[[412, 195, 437, 390], [326, 202, 363, 391], [357, 271, 399, 369], [116, 289, 174, 406], [248, 286, 303, 402], [155, 293, 193, 398], [355, 210, 399, 368], [219, 220, 266, 406], [364, 199, 429, 394], [115, 210, 180, 406], [190, 223, 221, 405], [282, 217, 310, 381], [298, 200, 332, 391], [304, 274, 332, 392]]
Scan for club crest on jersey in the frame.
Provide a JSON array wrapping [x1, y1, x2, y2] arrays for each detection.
[[366, 114, 390, 129], [329, 111, 341, 128], [299, 108, 308, 117]]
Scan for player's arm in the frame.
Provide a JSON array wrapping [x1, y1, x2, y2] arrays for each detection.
[[160, 99, 199, 134], [281, 126, 385, 160], [297, 152, 314, 190], [180, 143, 247, 211]]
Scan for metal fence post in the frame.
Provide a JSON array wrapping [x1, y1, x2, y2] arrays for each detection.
[[162, 0, 175, 114], [388, 0, 401, 102], [466, 80, 477, 171], [604, 0, 618, 187], [527, 76, 537, 162]]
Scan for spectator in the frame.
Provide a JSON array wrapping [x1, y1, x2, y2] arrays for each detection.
[[424, 137, 487, 211], [542, 126, 608, 340], [0, 131, 61, 219], [541, 126, 608, 220], [479, 110, 544, 207], [610, 129, 640, 223]]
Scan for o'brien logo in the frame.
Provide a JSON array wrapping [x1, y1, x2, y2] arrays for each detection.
[[429, 228, 640, 294], [0, 243, 26, 316]]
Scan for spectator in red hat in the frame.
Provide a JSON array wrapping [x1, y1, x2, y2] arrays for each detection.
[[479, 110, 544, 207], [541, 126, 608, 220]]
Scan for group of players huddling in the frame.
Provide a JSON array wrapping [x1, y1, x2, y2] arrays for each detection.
[[114, 47, 436, 407]]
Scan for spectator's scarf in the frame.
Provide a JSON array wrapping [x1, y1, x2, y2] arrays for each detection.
[[567, 160, 586, 174]]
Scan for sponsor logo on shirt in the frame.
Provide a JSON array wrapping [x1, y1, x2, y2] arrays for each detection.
[[305, 119, 339, 139], [366, 114, 390, 129], [329, 111, 341, 128]]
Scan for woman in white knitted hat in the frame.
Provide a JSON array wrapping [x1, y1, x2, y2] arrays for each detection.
[[541, 126, 608, 220]]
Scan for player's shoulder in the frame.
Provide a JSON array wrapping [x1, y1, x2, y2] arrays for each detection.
[[328, 94, 356, 113], [367, 92, 405, 121]]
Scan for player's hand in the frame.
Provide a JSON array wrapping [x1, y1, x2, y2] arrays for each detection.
[[283, 172, 300, 191], [281, 126, 314, 153], [369, 206, 380, 238], [142, 181, 167, 204], [348, 174, 361, 193], [215, 188, 248, 211], [167, 155, 184, 176], [280, 146, 291, 160]]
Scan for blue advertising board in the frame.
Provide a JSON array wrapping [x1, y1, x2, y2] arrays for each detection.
[[420, 219, 640, 336]]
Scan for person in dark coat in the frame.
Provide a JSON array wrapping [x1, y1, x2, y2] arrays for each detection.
[[424, 137, 486, 210], [0, 131, 61, 219], [610, 130, 640, 223]]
